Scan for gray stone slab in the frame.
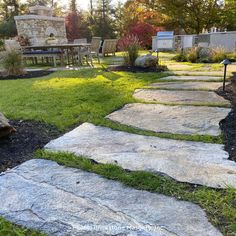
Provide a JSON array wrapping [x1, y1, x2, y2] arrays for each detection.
[[0, 159, 223, 236], [134, 89, 230, 106], [164, 71, 229, 76], [107, 103, 230, 136], [45, 123, 236, 188], [162, 76, 222, 81], [150, 82, 226, 91]]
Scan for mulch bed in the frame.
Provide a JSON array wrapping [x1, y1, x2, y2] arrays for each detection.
[[0, 70, 53, 80], [0, 120, 61, 172], [217, 73, 236, 162], [107, 65, 167, 73]]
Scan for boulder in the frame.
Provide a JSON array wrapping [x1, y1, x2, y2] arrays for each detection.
[[0, 113, 16, 138], [135, 54, 158, 68]]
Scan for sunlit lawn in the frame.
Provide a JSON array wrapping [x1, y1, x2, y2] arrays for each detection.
[[0, 69, 165, 130]]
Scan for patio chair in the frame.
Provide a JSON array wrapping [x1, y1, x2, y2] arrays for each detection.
[[4, 40, 63, 67], [77, 37, 102, 66], [89, 37, 102, 63], [102, 39, 118, 57]]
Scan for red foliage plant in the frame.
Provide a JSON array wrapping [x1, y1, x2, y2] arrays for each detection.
[[65, 11, 80, 41], [119, 22, 163, 49], [117, 34, 140, 51]]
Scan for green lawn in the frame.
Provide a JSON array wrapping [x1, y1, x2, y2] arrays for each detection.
[[0, 69, 163, 129], [0, 68, 224, 144], [0, 62, 235, 235]]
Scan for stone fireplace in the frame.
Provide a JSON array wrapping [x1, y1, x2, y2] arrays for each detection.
[[14, 5, 67, 45]]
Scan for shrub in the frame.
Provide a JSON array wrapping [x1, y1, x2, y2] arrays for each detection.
[[172, 53, 187, 62], [0, 50, 25, 76], [118, 35, 140, 66], [211, 47, 227, 63], [172, 46, 227, 63], [186, 47, 198, 63]]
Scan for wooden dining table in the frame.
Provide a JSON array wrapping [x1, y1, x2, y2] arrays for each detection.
[[23, 43, 91, 65]]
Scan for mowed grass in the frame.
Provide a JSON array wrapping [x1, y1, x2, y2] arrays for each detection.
[[0, 68, 224, 144], [0, 217, 46, 235], [37, 150, 236, 236], [0, 69, 164, 130]]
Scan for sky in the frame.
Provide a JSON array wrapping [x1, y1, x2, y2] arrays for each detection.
[[58, 0, 126, 10]]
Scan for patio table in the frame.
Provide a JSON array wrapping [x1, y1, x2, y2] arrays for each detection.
[[23, 43, 91, 65]]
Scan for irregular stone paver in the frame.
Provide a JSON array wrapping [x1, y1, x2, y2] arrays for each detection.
[[167, 64, 195, 70], [134, 89, 230, 106], [164, 71, 227, 76], [45, 123, 236, 188], [162, 75, 222, 81], [150, 81, 226, 91], [107, 103, 230, 136], [0, 159, 223, 236]]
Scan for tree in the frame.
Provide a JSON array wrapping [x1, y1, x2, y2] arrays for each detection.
[[0, 0, 21, 37], [90, 0, 116, 38], [144, 0, 223, 34], [65, 0, 80, 41], [221, 0, 236, 31]]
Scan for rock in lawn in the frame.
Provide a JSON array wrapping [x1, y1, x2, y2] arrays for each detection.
[[135, 54, 158, 68], [0, 113, 16, 138]]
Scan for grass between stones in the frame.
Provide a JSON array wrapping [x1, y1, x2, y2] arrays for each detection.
[[36, 150, 236, 236], [0, 217, 46, 235]]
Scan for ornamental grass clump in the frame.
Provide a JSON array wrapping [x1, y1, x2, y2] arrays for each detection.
[[118, 35, 141, 66], [173, 46, 227, 63], [211, 47, 227, 63], [0, 50, 25, 76]]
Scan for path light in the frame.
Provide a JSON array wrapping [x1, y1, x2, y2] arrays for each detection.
[[221, 59, 231, 91], [155, 49, 159, 64]]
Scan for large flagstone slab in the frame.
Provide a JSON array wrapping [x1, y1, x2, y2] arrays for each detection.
[[107, 104, 230, 136], [45, 123, 236, 188], [150, 81, 226, 91], [134, 89, 230, 106], [165, 71, 229, 76], [162, 75, 223, 81], [0, 159, 223, 236]]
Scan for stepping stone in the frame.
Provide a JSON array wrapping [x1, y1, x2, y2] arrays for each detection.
[[134, 89, 230, 106], [45, 123, 236, 188], [0, 160, 223, 236], [107, 103, 230, 136], [167, 64, 195, 70], [162, 75, 223, 81], [165, 71, 226, 76], [150, 81, 226, 91]]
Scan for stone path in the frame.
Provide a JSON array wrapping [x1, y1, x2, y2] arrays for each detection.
[[107, 103, 230, 136], [150, 81, 227, 91], [45, 123, 236, 188], [0, 159, 222, 236], [165, 71, 230, 76], [0, 69, 234, 235], [161, 75, 223, 81], [134, 89, 230, 106]]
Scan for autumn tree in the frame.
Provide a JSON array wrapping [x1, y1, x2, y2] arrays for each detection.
[[65, 0, 80, 41], [138, 0, 223, 34]]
